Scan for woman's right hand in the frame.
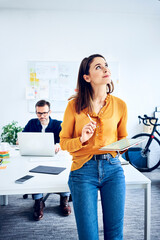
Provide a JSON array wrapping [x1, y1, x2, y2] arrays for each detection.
[[80, 120, 97, 144]]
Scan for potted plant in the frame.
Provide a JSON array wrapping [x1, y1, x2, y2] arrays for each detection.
[[1, 121, 23, 145]]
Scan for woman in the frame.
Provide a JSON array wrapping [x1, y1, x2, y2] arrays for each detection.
[[60, 54, 127, 240]]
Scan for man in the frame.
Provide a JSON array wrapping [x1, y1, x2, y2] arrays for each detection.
[[23, 99, 71, 221]]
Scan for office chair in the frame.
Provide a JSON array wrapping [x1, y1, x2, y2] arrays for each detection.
[[23, 194, 72, 202]]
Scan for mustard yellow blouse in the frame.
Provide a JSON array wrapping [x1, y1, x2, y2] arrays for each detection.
[[60, 94, 128, 171]]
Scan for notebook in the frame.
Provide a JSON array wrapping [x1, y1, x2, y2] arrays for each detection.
[[29, 165, 66, 175], [18, 132, 55, 156], [99, 138, 144, 152]]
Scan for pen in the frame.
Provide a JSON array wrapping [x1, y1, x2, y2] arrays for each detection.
[[87, 114, 97, 130], [87, 113, 92, 121]]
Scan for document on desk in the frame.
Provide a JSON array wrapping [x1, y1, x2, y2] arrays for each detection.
[[29, 165, 66, 175]]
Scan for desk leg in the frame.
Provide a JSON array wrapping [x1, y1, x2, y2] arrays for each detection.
[[0, 195, 8, 206], [144, 183, 151, 240]]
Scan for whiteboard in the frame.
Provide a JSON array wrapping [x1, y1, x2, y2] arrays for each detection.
[[27, 61, 119, 113], [27, 61, 79, 112]]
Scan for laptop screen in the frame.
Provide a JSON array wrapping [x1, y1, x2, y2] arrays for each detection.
[[18, 132, 55, 156]]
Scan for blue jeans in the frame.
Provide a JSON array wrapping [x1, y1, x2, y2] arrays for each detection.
[[68, 155, 125, 240]]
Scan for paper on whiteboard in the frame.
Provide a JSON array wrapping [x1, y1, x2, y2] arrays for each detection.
[[51, 86, 73, 101], [35, 62, 59, 80]]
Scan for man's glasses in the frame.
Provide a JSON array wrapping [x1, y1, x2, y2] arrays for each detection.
[[36, 111, 50, 117]]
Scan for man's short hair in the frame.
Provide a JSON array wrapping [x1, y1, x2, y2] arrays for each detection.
[[35, 100, 50, 110]]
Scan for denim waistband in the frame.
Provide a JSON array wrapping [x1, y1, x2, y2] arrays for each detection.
[[91, 154, 112, 161]]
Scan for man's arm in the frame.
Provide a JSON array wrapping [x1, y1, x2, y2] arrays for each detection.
[[23, 119, 41, 132]]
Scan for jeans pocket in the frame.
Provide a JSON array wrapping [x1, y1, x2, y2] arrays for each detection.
[[109, 156, 121, 165]]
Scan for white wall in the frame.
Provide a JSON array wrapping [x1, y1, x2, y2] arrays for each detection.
[[0, 2, 160, 137]]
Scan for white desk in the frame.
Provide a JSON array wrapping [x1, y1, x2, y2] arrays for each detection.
[[0, 150, 151, 240], [123, 164, 151, 240]]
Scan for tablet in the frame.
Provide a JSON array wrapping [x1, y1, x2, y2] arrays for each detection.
[[29, 165, 66, 175]]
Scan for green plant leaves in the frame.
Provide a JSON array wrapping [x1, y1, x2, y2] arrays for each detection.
[[1, 121, 23, 145]]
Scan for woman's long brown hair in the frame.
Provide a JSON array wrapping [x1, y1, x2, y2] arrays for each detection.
[[69, 54, 114, 114]]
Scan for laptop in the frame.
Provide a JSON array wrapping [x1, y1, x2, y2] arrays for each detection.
[[18, 132, 55, 156]]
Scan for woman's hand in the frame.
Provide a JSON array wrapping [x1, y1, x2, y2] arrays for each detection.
[[80, 120, 97, 144]]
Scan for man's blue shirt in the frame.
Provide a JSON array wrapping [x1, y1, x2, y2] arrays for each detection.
[[23, 117, 62, 144]]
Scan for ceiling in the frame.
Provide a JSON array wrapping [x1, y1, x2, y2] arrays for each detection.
[[0, 0, 160, 15]]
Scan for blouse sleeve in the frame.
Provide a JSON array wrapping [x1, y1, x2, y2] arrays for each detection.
[[60, 100, 84, 153], [117, 101, 128, 140]]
